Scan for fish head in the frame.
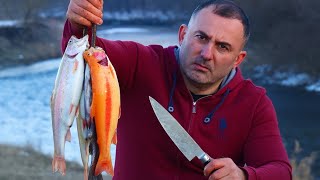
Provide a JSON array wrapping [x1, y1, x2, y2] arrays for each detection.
[[83, 47, 109, 67], [93, 47, 109, 66], [65, 35, 89, 58]]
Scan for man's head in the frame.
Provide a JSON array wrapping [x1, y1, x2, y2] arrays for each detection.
[[191, 0, 250, 44], [178, 0, 250, 95]]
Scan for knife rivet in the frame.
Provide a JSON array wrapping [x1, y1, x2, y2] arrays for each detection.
[[168, 106, 174, 112], [204, 117, 211, 124]]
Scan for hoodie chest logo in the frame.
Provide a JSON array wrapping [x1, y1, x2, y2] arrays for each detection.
[[218, 118, 227, 139], [219, 118, 227, 132]]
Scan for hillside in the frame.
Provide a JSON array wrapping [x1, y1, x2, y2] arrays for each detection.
[[0, 0, 319, 77]]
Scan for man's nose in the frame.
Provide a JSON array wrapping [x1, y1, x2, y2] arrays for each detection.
[[200, 44, 213, 61]]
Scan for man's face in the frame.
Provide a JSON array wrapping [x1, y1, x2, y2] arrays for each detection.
[[178, 6, 247, 94]]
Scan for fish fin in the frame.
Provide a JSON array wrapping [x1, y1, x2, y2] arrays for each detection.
[[52, 155, 66, 176], [69, 104, 74, 115], [83, 141, 90, 180], [73, 59, 79, 73], [66, 129, 71, 142], [75, 105, 80, 116], [94, 156, 114, 176], [111, 131, 117, 145], [90, 97, 96, 119]]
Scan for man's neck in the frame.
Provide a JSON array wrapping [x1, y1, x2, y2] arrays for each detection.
[[185, 68, 236, 96], [185, 78, 223, 95]]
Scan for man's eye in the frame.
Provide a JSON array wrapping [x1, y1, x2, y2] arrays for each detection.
[[218, 44, 229, 51], [196, 34, 206, 40]]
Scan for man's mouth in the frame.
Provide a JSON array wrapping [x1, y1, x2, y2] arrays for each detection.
[[193, 63, 209, 72]]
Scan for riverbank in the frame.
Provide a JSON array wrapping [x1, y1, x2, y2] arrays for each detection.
[[0, 18, 64, 70], [0, 144, 112, 180]]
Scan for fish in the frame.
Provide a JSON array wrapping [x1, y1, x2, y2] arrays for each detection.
[[83, 46, 121, 176], [51, 35, 89, 175], [76, 62, 92, 180]]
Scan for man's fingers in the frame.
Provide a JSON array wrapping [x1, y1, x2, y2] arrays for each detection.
[[67, 10, 93, 27], [204, 159, 224, 176], [204, 158, 245, 180], [76, 0, 103, 19], [67, 0, 103, 27], [208, 168, 229, 180], [87, 0, 104, 10]]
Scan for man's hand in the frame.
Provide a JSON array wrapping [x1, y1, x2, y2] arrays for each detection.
[[66, 0, 104, 28], [204, 158, 246, 180]]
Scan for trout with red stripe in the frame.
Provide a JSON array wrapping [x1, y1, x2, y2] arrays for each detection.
[[51, 35, 89, 175], [83, 46, 120, 176]]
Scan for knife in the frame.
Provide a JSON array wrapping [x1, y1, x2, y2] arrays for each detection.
[[149, 96, 211, 166]]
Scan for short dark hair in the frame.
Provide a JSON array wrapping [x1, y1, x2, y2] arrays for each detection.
[[191, 0, 250, 43]]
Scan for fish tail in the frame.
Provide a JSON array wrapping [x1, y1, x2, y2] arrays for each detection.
[[83, 166, 88, 180], [111, 131, 117, 145], [52, 155, 66, 175], [94, 155, 114, 176]]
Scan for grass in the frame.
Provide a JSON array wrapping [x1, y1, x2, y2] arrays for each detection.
[[291, 140, 318, 180], [0, 144, 111, 180]]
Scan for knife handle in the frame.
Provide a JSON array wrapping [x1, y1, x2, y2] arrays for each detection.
[[200, 153, 218, 176], [199, 153, 211, 166]]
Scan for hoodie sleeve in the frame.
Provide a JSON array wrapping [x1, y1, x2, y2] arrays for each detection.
[[242, 93, 292, 180]]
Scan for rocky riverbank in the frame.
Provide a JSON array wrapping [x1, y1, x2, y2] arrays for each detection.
[[0, 144, 112, 180], [0, 18, 64, 70]]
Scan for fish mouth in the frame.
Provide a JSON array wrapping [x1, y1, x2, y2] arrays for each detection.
[[67, 53, 78, 59], [98, 58, 108, 66]]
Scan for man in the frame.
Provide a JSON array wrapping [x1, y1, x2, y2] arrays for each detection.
[[64, 0, 292, 179]]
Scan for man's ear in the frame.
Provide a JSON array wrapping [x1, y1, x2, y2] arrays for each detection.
[[178, 24, 187, 46], [234, 51, 247, 67]]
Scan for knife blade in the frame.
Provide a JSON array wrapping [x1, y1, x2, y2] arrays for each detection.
[[149, 96, 211, 165]]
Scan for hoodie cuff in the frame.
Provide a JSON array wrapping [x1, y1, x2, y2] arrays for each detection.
[[240, 166, 256, 180]]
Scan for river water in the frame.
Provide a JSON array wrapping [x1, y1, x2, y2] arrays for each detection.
[[0, 25, 318, 179], [265, 85, 320, 178]]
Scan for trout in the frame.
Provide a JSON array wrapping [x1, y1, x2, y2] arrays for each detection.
[[76, 62, 92, 180], [51, 35, 89, 175], [83, 46, 121, 176]]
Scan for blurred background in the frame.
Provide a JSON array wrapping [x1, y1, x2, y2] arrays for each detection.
[[0, 0, 319, 179]]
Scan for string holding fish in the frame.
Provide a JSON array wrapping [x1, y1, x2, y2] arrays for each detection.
[[91, 24, 97, 48]]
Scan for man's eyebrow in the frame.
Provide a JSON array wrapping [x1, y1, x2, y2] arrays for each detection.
[[195, 30, 232, 47], [195, 30, 210, 38]]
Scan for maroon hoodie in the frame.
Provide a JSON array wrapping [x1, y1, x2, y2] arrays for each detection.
[[62, 20, 292, 180]]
